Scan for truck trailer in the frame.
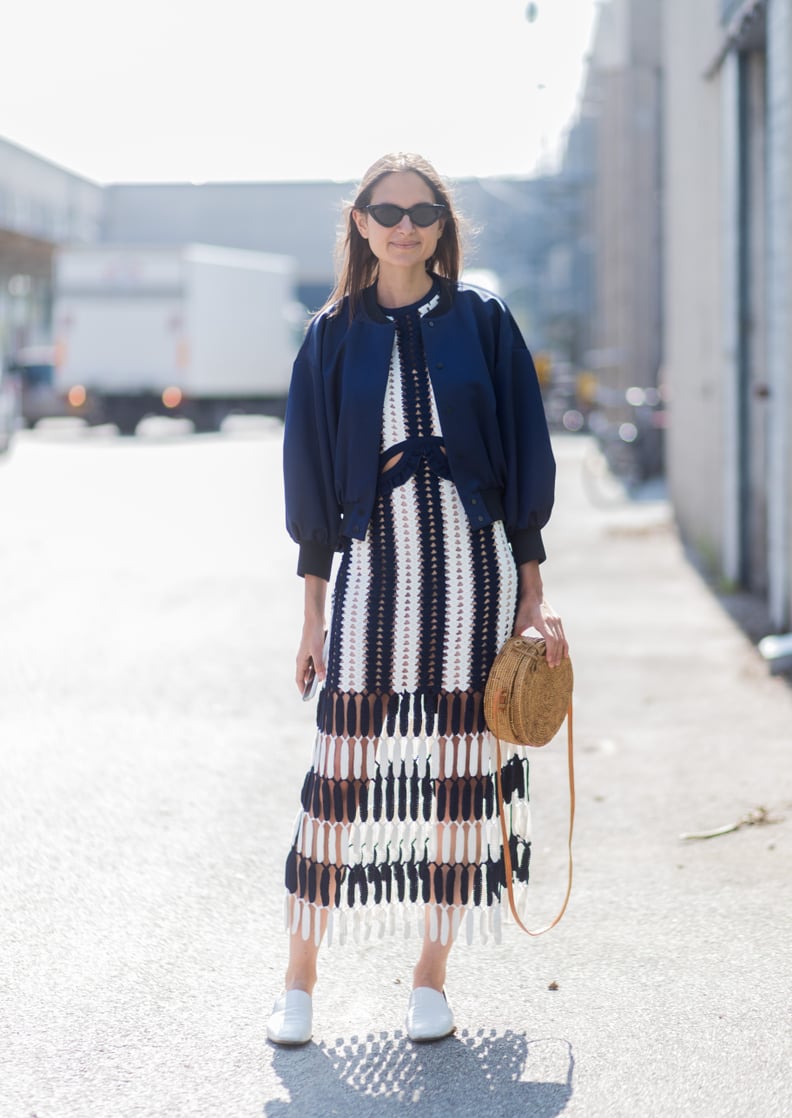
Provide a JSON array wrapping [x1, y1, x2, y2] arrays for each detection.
[[52, 243, 302, 434]]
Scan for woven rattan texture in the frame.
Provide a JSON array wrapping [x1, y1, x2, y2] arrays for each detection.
[[484, 636, 573, 747]]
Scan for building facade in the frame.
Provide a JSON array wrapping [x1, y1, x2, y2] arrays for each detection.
[[662, 0, 791, 630], [0, 137, 102, 364]]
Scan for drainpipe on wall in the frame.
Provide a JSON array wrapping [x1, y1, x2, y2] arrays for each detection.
[[736, 51, 752, 589], [765, 0, 791, 630], [720, 51, 741, 589]]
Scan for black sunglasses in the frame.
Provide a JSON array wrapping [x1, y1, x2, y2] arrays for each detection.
[[364, 202, 447, 228]]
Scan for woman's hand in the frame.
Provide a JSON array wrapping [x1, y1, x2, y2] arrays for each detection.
[[512, 561, 569, 668], [295, 574, 328, 695]]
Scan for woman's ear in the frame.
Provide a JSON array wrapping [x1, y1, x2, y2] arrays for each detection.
[[351, 208, 369, 241]]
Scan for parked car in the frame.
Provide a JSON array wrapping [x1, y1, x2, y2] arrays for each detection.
[[7, 345, 61, 427], [0, 362, 21, 455]]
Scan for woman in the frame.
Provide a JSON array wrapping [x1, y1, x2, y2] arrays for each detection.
[[270, 152, 567, 1046]]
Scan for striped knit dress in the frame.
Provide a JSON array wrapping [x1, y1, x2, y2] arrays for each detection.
[[284, 283, 532, 946]]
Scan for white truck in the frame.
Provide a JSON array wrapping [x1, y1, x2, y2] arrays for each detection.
[[52, 243, 302, 434]]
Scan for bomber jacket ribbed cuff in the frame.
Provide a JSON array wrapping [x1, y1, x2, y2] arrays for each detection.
[[509, 527, 547, 566], [297, 541, 334, 581]]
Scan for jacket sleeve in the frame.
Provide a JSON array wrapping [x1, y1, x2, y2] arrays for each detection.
[[493, 305, 556, 564], [282, 315, 340, 580]]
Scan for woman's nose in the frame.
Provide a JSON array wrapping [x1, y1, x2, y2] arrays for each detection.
[[397, 213, 415, 230]]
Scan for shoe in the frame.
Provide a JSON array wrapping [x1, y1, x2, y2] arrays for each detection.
[[406, 987, 456, 1042], [267, 990, 313, 1046]]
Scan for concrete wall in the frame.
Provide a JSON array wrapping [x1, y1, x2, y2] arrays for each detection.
[[662, 0, 791, 628], [661, 0, 728, 572]]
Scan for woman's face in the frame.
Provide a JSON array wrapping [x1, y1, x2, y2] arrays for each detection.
[[353, 171, 445, 273]]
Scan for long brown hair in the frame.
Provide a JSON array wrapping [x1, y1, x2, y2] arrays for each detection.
[[321, 152, 464, 318]]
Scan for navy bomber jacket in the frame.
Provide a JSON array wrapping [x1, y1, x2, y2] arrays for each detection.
[[283, 276, 556, 580]]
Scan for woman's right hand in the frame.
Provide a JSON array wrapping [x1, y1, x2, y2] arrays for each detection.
[[295, 621, 327, 696], [295, 574, 329, 696]]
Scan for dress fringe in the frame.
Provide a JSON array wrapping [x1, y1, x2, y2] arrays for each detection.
[[283, 721, 531, 947], [283, 891, 530, 948]]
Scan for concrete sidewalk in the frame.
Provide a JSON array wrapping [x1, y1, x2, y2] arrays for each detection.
[[263, 432, 791, 1118], [2, 425, 788, 1118]]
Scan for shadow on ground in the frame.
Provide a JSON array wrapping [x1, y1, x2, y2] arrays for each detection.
[[683, 544, 792, 690], [265, 1029, 574, 1116]]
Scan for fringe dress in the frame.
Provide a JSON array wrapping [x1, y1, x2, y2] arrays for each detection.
[[284, 285, 532, 947]]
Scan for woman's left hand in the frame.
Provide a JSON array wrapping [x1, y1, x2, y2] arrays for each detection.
[[512, 561, 569, 668]]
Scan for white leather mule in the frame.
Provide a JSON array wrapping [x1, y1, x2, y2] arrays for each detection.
[[406, 987, 456, 1042], [266, 990, 313, 1046]]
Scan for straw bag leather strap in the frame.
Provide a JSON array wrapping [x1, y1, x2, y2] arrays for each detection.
[[493, 699, 575, 936]]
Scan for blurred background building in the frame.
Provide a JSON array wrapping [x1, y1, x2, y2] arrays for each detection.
[[0, 137, 101, 368], [581, 0, 663, 414]]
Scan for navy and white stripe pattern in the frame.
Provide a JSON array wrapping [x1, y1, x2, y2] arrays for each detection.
[[284, 285, 531, 946]]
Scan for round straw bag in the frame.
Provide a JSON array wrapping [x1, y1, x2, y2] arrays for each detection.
[[484, 635, 573, 746], [484, 634, 575, 936]]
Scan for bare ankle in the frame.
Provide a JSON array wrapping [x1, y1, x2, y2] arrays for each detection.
[[412, 965, 446, 993], [284, 969, 317, 995]]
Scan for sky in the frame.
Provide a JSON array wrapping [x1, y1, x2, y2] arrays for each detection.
[[2, 0, 600, 185]]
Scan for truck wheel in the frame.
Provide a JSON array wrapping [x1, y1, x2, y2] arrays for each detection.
[[101, 400, 140, 435], [110, 410, 140, 436], [191, 401, 226, 433]]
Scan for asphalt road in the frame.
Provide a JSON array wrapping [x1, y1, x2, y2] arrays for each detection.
[[1, 419, 789, 1118]]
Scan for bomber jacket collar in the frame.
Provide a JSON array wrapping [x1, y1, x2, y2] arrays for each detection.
[[359, 273, 454, 324]]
